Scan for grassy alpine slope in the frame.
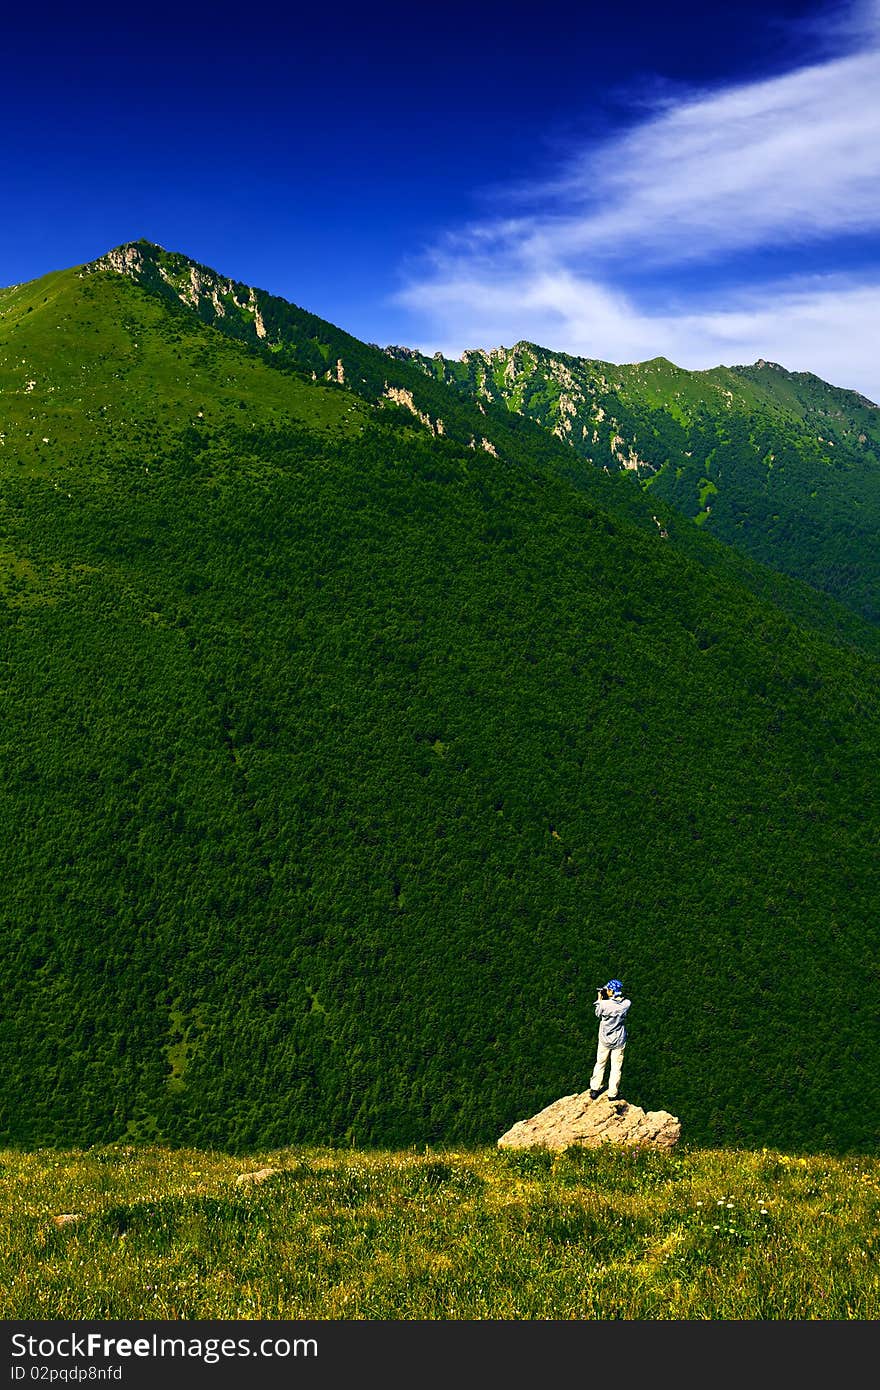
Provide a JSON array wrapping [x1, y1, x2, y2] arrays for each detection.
[[3, 1143, 878, 1319], [0, 245, 878, 1158]]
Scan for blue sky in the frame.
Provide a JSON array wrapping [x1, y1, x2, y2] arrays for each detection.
[[4, 0, 879, 397]]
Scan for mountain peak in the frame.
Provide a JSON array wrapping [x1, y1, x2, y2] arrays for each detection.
[[85, 240, 276, 344], [92, 238, 165, 266]]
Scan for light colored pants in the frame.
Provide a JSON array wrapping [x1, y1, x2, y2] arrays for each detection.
[[590, 1040, 625, 1098]]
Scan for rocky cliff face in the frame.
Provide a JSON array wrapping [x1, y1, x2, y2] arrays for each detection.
[[384, 340, 662, 480], [87, 241, 352, 383], [90, 241, 270, 343], [382, 384, 444, 436]]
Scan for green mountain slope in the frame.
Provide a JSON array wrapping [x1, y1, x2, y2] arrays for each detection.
[[0, 245, 878, 1156], [81, 241, 880, 656], [386, 342, 880, 624]]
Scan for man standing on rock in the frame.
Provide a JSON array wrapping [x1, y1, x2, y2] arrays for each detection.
[[590, 979, 631, 1101]]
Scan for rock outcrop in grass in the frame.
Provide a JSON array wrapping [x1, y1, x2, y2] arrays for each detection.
[[498, 1092, 681, 1151]]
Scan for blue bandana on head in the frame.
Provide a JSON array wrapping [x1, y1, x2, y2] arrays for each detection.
[[605, 979, 623, 996]]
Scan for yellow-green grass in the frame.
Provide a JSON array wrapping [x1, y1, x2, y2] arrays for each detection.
[[2, 1144, 877, 1320], [0, 266, 369, 480]]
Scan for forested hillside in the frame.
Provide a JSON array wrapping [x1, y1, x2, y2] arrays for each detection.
[[0, 247, 878, 1156], [387, 342, 880, 624]]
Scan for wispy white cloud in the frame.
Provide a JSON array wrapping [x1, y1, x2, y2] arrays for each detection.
[[394, 2, 880, 397], [801, 0, 880, 48], [555, 49, 880, 264], [423, 46, 880, 270]]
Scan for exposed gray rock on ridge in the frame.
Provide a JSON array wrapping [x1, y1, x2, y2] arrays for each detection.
[[498, 1090, 681, 1151]]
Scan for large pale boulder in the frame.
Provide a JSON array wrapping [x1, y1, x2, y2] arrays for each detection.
[[498, 1090, 680, 1152], [235, 1166, 280, 1186]]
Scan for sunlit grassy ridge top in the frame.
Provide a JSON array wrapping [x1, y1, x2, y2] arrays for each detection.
[[0, 263, 366, 477], [2, 1144, 877, 1320]]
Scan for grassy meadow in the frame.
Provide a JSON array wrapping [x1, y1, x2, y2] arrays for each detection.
[[2, 1142, 877, 1320]]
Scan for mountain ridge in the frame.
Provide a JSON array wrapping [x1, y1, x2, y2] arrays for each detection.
[[379, 333, 880, 623], [77, 240, 880, 628]]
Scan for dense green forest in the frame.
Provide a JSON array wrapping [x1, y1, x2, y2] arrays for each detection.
[[0, 246, 878, 1156]]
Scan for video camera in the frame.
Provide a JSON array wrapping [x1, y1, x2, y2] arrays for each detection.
[[597, 987, 609, 1000]]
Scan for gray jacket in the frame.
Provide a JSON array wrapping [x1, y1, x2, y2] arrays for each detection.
[[595, 997, 631, 1049]]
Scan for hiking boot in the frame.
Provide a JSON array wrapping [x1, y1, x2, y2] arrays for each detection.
[[589, 1089, 602, 1100]]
